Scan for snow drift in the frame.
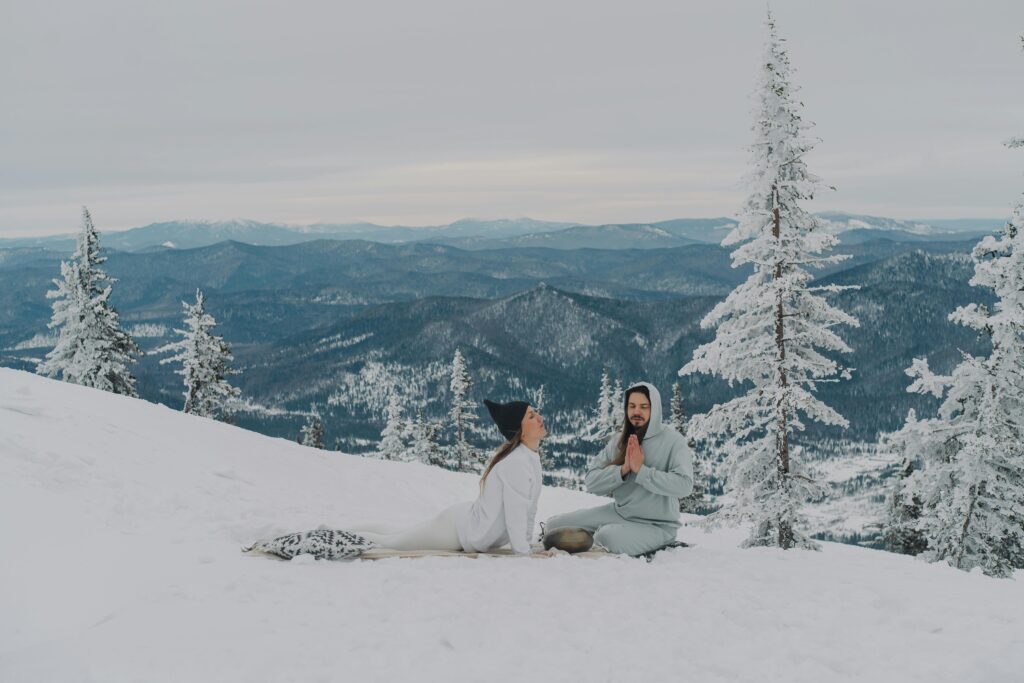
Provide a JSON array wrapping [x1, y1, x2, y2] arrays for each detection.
[[1, 368, 1021, 682]]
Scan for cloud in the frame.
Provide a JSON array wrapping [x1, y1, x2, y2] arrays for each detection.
[[1, 0, 1022, 234]]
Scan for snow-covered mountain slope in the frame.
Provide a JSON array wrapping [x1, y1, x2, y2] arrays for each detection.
[[817, 211, 971, 236], [1, 368, 1021, 683]]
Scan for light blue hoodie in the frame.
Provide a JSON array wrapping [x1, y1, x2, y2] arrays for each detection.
[[584, 381, 694, 528]]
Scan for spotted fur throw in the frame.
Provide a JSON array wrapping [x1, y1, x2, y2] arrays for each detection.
[[242, 529, 375, 560]]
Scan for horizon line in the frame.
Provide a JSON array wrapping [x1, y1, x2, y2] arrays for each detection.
[[0, 211, 1010, 241]]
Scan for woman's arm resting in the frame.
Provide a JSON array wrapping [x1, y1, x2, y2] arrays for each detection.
[[500, 465, 534, 555]]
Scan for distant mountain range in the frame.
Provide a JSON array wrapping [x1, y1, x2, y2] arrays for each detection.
[[0, 233, 992, 451], [0, 212, 1002, 254], [0, 236, 984, 345]]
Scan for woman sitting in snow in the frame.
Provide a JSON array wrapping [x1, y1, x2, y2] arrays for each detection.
[[244, 399, 553, 559]]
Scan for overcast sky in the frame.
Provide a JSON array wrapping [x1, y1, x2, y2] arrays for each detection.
[[2, 0, 1022, 236]]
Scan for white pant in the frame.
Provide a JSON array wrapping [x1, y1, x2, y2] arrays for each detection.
[[353, 502, 470, 551]]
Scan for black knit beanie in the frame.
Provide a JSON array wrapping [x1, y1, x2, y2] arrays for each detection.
[[483, 399, 530, 441]]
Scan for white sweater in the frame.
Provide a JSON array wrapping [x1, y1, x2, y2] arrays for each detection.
[[456, 444, 542, 555]]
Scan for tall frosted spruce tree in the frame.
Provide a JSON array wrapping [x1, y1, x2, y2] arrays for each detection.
[[680, 13, 859, 550], [449, 349, 482, 472], [884, 36, 1024, 578], [891, 203, 1024, 577], [157, 289, 240, 420], [37, 207, 141, 396]]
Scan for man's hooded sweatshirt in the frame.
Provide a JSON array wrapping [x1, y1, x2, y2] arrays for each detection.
[[585, 382, 694, 528]]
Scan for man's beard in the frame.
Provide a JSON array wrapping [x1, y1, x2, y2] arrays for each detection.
[[628, 418, 649, 441]]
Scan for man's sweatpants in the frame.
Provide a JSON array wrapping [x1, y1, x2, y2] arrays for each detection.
[[544, 503, 677, 556]]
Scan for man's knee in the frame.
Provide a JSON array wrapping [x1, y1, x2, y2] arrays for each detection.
[[593, 525, 632, 554], [544, 505, 614, 534], [545, 511, 592, 533]]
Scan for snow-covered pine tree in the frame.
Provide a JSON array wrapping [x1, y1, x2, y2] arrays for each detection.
[[409, 413, 445, 467], [587, 370, 615, 442], [673, 382, 707, 514], [528, 384, 555, 473], [449, 349, 481, 472], [156, 289, 240, 420], [880, 409, 929, 556], [670, 381, 687, 434], [610, 379, 624, 435], [679, 12, 859, 550], [377, 393, 409, 461], [37, 207, 141, 396], [896, 198, 1024, 577], [528, 384, 546, 414], [300, 407, 325, 449]]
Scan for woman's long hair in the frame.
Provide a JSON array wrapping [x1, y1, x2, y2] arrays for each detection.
[[609, 385, 650, 467], [479, 429, 523, 491]]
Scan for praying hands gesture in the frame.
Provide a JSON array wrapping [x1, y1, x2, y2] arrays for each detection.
[[619, 434, 645, 478]]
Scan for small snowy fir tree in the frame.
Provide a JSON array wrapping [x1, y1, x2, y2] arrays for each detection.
[[300, 407, 325, 450], [895, 198, 1024, 577], [673, 382, 706, 514], [156, 289, 240, 420], [37, 207, 141, 396], [449, 349, 481, 472], [680, 12, 859, 550], [528, 383, 546, 414], [670, 381, 687, 434], [587, 369, 615, 442], [610, 379, 624, 435], [377, 393, 409, 461], [409, 413, 445, 467], [528, 384, 555, 472], [880, 410, 929, 556]]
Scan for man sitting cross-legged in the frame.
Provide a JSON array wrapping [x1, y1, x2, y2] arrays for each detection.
[[544, 381, 694, 556]]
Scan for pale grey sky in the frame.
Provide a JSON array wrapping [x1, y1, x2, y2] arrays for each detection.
[[2, 0, 1022, 236]]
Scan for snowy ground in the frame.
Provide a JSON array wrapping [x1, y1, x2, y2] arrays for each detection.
[[2, 368, 1022, 683]]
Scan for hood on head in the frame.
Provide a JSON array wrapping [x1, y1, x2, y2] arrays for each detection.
[[624, 381, 663, 439]]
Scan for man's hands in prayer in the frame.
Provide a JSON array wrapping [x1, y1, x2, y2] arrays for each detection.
[[619, 434, 645, 477]]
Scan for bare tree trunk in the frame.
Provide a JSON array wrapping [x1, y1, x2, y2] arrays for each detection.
[[456, 415, 464, 472], [184, 381, 199, 415], [771, 187, 793, 549], [955, 485, 978, 569]]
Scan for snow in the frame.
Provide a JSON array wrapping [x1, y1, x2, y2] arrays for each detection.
[[127, 323, 168, 339], [10, 332, 58, 350], [1, 368, 1022, 683]]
